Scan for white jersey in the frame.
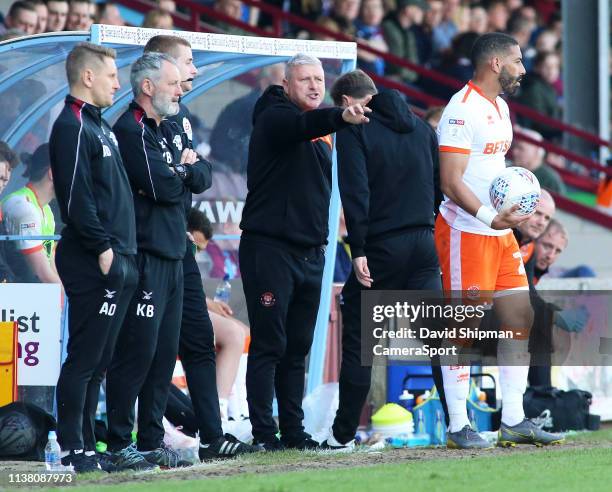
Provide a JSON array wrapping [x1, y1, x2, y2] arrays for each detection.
[[437, 81, 512, 236]]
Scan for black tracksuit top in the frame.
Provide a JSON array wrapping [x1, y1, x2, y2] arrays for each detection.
[[113, 101, 212, 260], [50, 95, 137, 256], [240, 85, 350, 248], [336, 89, 440, 258]]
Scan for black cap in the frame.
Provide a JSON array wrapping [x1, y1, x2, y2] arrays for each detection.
[[21, 143, 50, 182]]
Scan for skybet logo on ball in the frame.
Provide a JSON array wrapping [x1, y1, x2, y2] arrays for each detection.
[[489, 167, 541, 216]]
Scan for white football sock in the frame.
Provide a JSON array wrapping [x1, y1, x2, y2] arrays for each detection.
[[498, 338, 530, 426], [441, 365, 471, 432]]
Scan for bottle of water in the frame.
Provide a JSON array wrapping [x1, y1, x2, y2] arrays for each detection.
[[434, 409, 446, 445], [214, 274, 231, 304], [44, 431, 61, 471]]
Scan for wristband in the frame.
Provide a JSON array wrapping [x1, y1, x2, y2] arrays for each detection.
[[476, 205, 497, 228]]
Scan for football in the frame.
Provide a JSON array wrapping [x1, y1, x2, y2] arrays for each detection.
[[489, 167, 541, 215]]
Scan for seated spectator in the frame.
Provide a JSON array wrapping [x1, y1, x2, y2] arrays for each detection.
[[429, 31, 477, 101], [142, 8, 173, 29], [45, 0, 68, 31], [411, 0, 443, 66], [96, 2, 124, 26], [534, 29, 559, 54], [30, 0, 47, 33], [0, 142, 19, 283], [487, 0, 509, 32], [188, 208, 249, 421], [312, 15, 341, 41], [511, 127, 566, 195], [210, 63, 285, 175], [329, 0, 361, 37], [423, 105, 443, 131], [468, 3, 488, 35], [507, 10, 536, 71], [157, 0, 176, 13], [0, 1, 38, 36], [355, 0, 387, 76], [258, 0, 323, 34], [432, 0, 460, 54], [533, 218, 568, 283], [65, 0, 92, 30], [207, 0, 247, 35], [0, 143, 60, 284], [515, 51, 562, 141], [382, 0, 425, 85]]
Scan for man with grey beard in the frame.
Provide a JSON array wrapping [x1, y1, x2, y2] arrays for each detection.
[[105, 52, 212, 471]]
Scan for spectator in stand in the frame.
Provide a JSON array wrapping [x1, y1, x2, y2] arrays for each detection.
[[355, 0, 388, 76], [207, 0, 247, 35], [142, 8, 173, 29], [432, 0, 459, 54], [0, 144, 60, 284], [46, 0, 69, 31], [327, 0, 361, 37], [487, 0, 509, 32], [97, 2, 124, 26], [534, 28, 559, 54], [468, 3, 488, 35], [259, 0, 323, 34], [0, 1, 38, 35], [312, 15, 341, 41], [423, 105, 444, 131], [429, 31, 477, 101], [30, 0, 48, 33], [412, 0, 443, 66], [515, 51, 562, 141], [511, 127, 566, 195], [157, 0, 176, 13], [65, 0, 93, 30], [507, 11, 536, 71], [506, 0, 523, 13], [382, 0, 425, 86]]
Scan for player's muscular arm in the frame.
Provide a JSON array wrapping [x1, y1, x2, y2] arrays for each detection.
[[440, 152, 529, 230], [440, 152, 482, 216]]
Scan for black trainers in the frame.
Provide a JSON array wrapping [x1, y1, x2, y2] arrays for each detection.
[[253, 436, 286, 452], [96, 451, 119, 473], [140, 442, 193, 468], [199, 433, 261, 461], [284, 436, 321, 451], [108, 443, 159, 472], [61, 450, 101, 474]]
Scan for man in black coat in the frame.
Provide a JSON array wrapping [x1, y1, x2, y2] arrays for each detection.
[[240, 54, 370, 451], [323, 70, 443, 450]]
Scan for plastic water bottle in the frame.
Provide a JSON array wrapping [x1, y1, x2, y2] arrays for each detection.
[[214, 274, 231, 304], [470, 408, 478, 431], [398, 390, 415, 413], [434, 410, 446, 445], [44, 431, 61, 471], [416, 409, 427, 435]]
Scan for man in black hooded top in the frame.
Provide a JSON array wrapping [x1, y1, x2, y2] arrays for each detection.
[[239, 54, 371, 451], [322, 70, 444, 450]]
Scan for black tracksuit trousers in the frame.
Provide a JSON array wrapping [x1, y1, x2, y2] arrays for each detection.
[[239, 235, 325, 444], [55, 238, 137, 452], [106, 251, 183, 452], [332, 229, 447, 443], [177, 248, 224, 443]]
